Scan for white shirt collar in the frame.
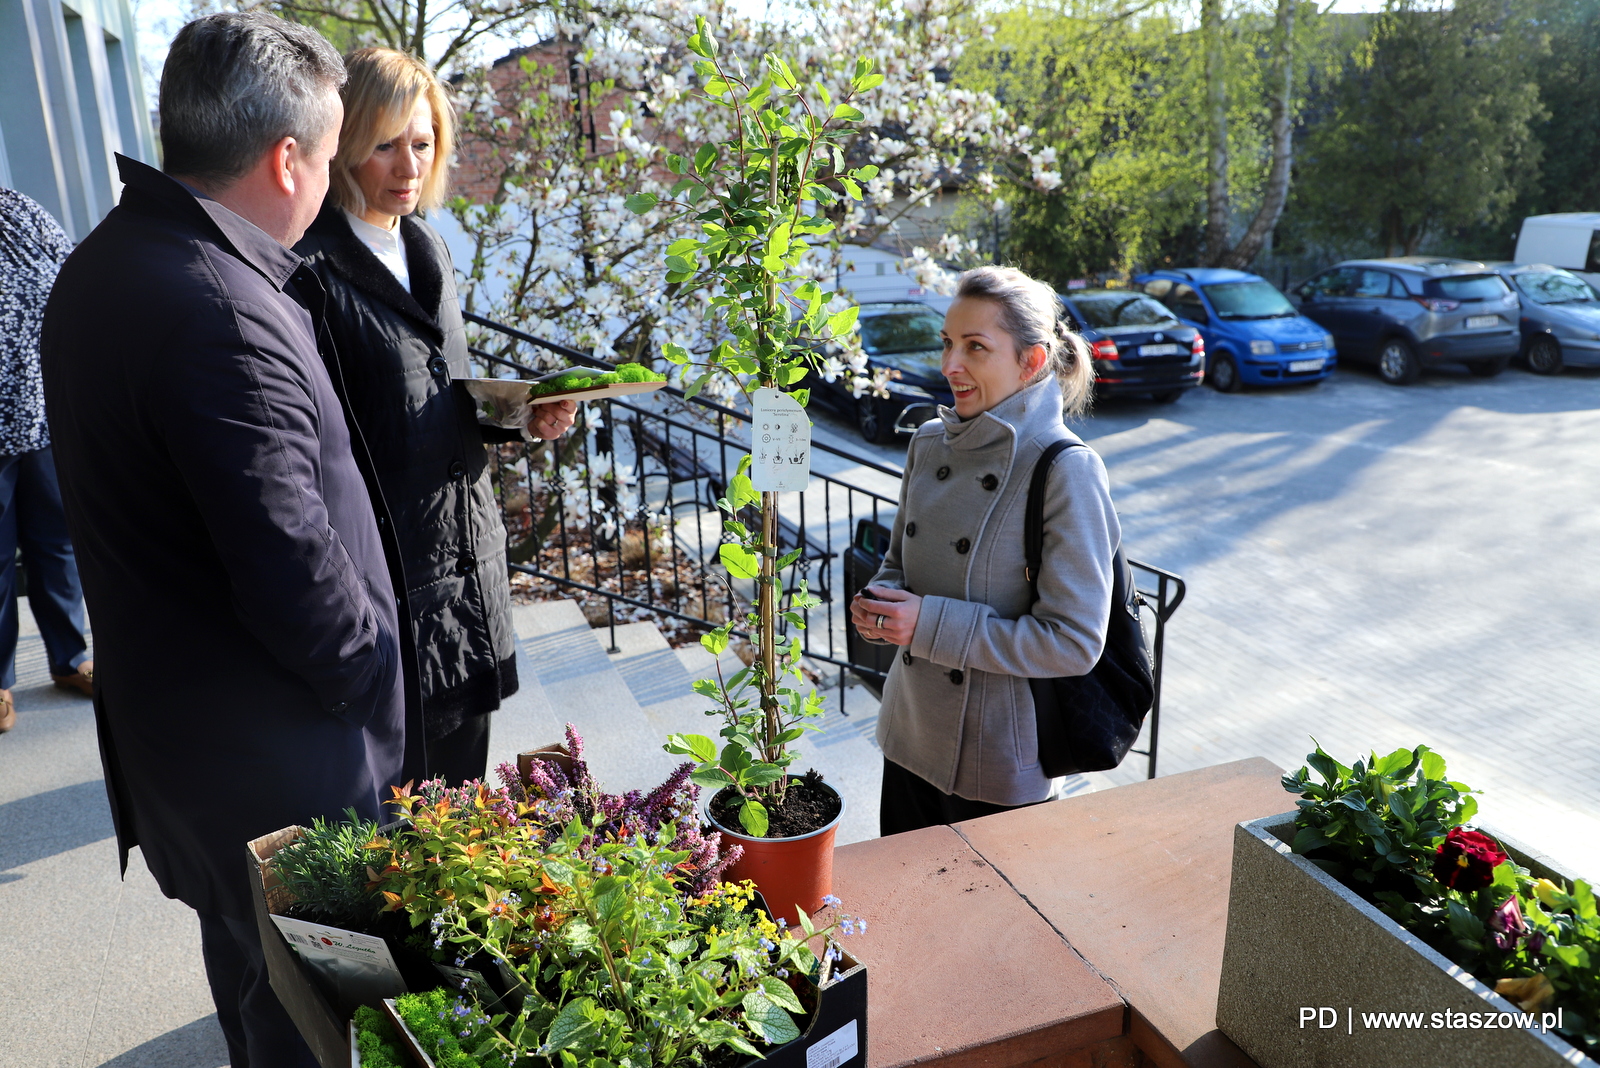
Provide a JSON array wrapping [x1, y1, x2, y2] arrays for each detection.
[[343, 209, 410, 292]]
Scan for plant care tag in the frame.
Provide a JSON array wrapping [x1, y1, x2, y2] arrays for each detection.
[[751, 387, 812, 492], [271, 915, 406, 1010], [805, 1019, 859, 1068]]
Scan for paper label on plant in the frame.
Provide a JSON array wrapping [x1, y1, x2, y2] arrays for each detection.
[[806, 1019, 859, 1068], [270, 915, 406, 1006], [751, 388, 811, 492]]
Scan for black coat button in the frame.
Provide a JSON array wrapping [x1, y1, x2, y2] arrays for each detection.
[[449, 460, 466, 479], [331, 701, 348, 713], [428, 356, 449, 378], [955, 537, 971, 554], [936, 466, 951, 480], [902, 650, 913, 665], [457, 552, 477, 575], [981, 474, 999, 491], [949, 669, 964, 684], [906, 522, 917, 537], [376, 515, 386, 527]]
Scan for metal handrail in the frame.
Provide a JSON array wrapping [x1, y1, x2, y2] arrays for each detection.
[[464, 311, 1183, 777]]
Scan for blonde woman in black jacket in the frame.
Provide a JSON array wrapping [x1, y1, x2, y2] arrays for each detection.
[[296, 48, 575, 783]]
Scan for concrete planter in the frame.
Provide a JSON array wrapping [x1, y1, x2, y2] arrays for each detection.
[[1217, 812, 1598, 1068]]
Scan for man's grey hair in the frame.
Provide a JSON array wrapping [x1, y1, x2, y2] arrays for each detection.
[[160, 12, 346, 187]]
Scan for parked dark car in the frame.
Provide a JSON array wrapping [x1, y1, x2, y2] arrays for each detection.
[[1058, 288, 1205, 403], [1290, 258, 1520, 385], [1134, 268, 1335, 391], [1486, 263, 1600, 375], [804, 301, 952, 444]]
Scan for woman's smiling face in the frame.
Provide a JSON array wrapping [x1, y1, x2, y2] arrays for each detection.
[[940, 296, 1046, 418]]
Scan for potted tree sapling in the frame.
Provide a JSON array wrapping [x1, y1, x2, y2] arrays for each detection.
[[637, 17, 885, 920]]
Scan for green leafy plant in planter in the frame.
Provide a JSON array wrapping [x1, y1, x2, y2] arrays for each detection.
[[644, 17, 882, 839], [272, 807, 384, 930], [1285, 741, 1600, 1056]]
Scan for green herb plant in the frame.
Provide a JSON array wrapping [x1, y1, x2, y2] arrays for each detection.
[[1283, 741, 1476, 900], [645, 18, 882, 837], [272, 807, 383, 930]]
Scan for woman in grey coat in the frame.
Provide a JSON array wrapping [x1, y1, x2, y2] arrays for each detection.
[[850, 266, 1121, 835]]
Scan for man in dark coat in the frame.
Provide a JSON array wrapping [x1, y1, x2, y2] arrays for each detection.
[[40, 13, 422, 1066]]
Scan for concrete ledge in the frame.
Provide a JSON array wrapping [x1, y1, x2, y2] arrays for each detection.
[[831, 760, 1289, 1068], [831, 826, 1126, 1068]]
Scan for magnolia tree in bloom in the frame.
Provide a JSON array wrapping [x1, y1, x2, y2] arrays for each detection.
[[449, 0, 1061, 400]]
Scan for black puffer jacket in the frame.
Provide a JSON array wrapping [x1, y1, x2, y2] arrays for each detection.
[[296, 203, 517, 741]]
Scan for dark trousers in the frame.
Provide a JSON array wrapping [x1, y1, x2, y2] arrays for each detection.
[[879, 757, 1043, 837], [0, 447, 89, 688], [197, 911, 320, 1068], [425, 709, 493, 786]]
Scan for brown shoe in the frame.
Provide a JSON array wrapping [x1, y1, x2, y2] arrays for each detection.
[[52, 660, 94, 697], [0, 690, 14, 733]]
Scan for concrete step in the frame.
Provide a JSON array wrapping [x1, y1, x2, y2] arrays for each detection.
[[508, 600, 684, 794]]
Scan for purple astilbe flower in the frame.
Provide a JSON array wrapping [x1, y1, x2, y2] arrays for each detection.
[[641, 763, 695, 828], [564, 722, 595, 795]]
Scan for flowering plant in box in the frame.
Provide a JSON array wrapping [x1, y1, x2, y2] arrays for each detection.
[[1285, 742, 1600, 1056]]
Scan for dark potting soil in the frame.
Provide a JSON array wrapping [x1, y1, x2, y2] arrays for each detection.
[[711, 770, 841, 838]]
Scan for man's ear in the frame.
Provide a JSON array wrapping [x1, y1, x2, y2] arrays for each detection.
[[267, 135, 299, 198]]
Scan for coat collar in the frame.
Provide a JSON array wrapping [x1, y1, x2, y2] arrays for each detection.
[[300, 201, 444, 338], [114, 154, 303, 292], [937, 375, 1066, 452]]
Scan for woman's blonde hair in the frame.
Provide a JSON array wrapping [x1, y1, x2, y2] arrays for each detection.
[[955, 265, 1093, 415], [328, 47, 454, 216]]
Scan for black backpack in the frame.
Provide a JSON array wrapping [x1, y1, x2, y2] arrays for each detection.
[[1022, 438, 1155, 776]]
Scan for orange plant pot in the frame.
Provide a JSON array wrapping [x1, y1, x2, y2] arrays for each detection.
[[707, 778, 845, 923]]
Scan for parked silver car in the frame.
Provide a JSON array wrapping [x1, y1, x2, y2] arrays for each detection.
[[1291, 258, 1521, 384], [1486, 263, 1600, 375]]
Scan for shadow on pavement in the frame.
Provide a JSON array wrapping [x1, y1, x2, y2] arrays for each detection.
[[95, 1014, 230, 1068], [0, 779, 113, 881]]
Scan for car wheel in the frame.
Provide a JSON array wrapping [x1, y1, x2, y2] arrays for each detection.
[[1526, 335, 1563, 375], [855, 396, 895, 445], [1467, 356, 1509, 378], [1376, 338, 1421, 385], [1208, 351, 1241, 393], [1151, 390, 1184, 404]]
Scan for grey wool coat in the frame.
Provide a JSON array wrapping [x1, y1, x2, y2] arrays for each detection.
[[871, 376, 1121, 805]]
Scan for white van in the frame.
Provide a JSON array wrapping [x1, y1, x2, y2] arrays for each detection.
[[1513, 214, 1600, 289]]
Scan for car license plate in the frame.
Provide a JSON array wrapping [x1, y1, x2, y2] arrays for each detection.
[[1466, 315, 1499, 329], [1140, 343, 1181, 356], [1288, 358, 1324, 372]]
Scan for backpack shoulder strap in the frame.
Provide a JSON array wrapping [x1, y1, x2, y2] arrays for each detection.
[[1024, 437, 1084, 588]]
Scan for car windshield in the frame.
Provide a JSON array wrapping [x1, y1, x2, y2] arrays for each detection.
[[1202, 280, 1295, 319], [1515, 271, 1597, 305], [858, 310, 945, 355], [1070, 294, 1176, 328], [1421, 275, 1511, 301]]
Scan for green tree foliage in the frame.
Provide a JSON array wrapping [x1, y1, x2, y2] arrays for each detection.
[[1514, 0, 1600, 216], [1290, 0, 1546, 257]]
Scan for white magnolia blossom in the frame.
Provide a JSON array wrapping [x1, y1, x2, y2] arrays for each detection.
[[453, 0, 1060, 402]]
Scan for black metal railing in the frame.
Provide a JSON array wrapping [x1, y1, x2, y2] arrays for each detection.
[[465, 311, 1185, 778]]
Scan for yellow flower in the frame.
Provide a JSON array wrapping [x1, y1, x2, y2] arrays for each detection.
[[1495, 974, 1555, 1013], [1533, 879, 1564, 908]]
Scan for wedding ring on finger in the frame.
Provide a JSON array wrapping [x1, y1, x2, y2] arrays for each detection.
[[876, 614, 886, 629]]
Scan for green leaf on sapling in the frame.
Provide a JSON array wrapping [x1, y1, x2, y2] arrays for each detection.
[[738, 799, 769, 837], [624, 193, 658, 214], [665, 732, 720, 763], [668, 154, 687, 175], [744, 764, 785, 787], [855, 164, 880, 181], [827, 306, 860, 336], [691, 766, 736, 790], [704, 77, 732, 96], [840, 177, 862, 200], [854, 72, 884, 92], [661, 342, 690, 366], [832, 103, 864, 121], [791, 388, 810, 407], [695, 143, 718, 175], [778, 364, 808, 385], [701, 626, 731, 656], [720, 543, 760, 579]]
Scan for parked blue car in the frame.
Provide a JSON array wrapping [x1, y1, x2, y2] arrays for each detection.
[[1135, 268, 1337, 391], [1486, 263, 1600, 375]]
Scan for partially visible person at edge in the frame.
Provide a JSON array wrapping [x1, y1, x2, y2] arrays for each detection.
[[1, 189, 94, 735], [41, 14, 420, 1066], [850, 265, 1119, 836], [294, 47, 576, 785]]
